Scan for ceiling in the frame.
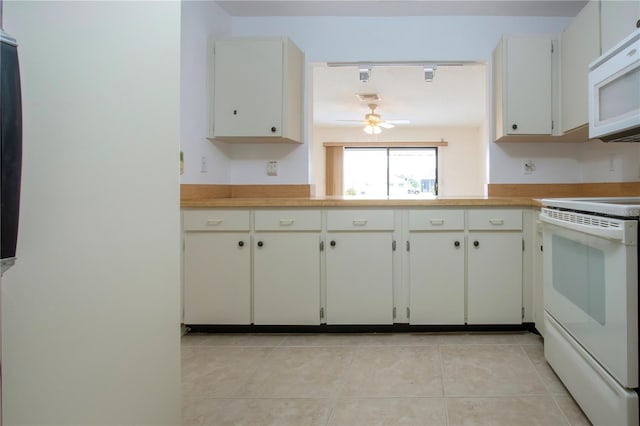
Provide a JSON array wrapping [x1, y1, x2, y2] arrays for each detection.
[[313, 63, 487, 128], [215, 1, 587, 17]]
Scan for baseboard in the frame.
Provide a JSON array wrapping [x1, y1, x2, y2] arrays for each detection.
[[185, 322, 537, 334]]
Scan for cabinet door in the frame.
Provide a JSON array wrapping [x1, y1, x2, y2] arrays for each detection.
[[601, 0, 640, 53], [213, 39, 283, 138], [183, 232, 250, 324], [505, 37, 553, 135], [325, 233, 393, 324], [409, 232, 465, 325], [468, 232, 523, 324], [533, 221, 545, 337], [253, 233, 320, 325], [561, 0, 600, 133]]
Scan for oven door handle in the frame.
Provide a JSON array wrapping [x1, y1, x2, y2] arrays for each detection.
[[539, 213, 636, 245]]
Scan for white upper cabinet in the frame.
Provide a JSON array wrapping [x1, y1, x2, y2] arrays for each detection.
[[601, 0, 640, 53], [209, 37, 304, 143], [560, 0, 601, 134], [493, 35, 555, 142]]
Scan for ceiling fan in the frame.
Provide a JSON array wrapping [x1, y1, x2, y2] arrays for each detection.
[[339, 104, 410, 134]]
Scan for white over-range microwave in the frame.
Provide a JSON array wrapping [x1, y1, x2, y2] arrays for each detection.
[[589, 28, 640, 142]]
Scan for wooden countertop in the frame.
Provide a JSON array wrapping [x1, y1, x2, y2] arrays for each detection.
[[180, 183, 639, 208], [181, 196, 542, 208]]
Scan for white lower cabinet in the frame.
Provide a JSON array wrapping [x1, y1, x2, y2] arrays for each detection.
[[409, 232, 465, 324], [253, 210, 322, 325], [181, 207, 526, 326], [325, 232, 394, 324], [533, 215, 545, 337], [467, 210, 523, 324], [325, 209, 395, 324], [253, 233, 321, 325], [183, 210, 251, 325], [184, 233, 251, 324], [408, 209, 465, 324]]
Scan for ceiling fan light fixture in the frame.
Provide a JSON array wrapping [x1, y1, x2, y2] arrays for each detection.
[[365, 113, 381, 123], [364, 124, 382, 135]]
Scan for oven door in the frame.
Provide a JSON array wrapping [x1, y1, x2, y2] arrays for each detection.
[[541, 211, 638, 388]]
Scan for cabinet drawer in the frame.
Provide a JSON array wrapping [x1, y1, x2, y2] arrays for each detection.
[[409, 209, 464, 231], [468, 209, 522, 230], [183, 209, 250, 231], [327, 210, 394, 231], [254, 210, 321, 231]]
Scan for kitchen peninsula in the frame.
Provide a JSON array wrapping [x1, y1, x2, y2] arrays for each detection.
[[181, 184, 542, 330]]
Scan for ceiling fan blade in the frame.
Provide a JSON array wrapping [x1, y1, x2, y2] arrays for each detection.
[[379, 122, 395, 129], [336, 119, 366, 122], [386, 119, 410, 124]]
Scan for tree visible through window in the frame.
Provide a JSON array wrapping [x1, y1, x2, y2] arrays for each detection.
[[343, 147, 438, 197]]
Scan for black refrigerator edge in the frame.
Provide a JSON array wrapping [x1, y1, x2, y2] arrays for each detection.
[[0, 29, 22, 275]]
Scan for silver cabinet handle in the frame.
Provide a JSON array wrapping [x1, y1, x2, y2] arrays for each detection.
[[489, 219, 505, 226], [352, 219, 368, 226], [430, 219, 444, 225], [206, 219, 223, 226], [279, 219, 295, 226]]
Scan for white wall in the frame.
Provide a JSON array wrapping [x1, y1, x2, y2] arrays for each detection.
[[489, 141, 640, 183], [227, 143, 311, 184], [228, 15, 570, 185], [227, 14, 640, 185], [180, 4, 312, 185], [3, 2, 181, 424], [580, 139, 640, 182], [181, 0, 232, 184], [231, 16, 572, 62], [314, 126, 486, 197]]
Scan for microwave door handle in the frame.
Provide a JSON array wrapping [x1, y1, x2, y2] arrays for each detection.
[[539, 214, 634, 244]]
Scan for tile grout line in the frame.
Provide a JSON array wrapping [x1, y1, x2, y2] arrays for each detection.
[[550, 394, 576, 426], [519, 343, 560, 396], [324, 342, 359, 426], [518, 342, 575, 425], [438, 344, 451, 426]]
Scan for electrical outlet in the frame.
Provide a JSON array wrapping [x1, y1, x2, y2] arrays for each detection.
[[200, 156, 208, 173], [523, 160, 536, 175], [267, 160, 278, 176]]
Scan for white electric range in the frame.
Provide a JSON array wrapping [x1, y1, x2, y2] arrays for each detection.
[[540, 196, 639, 425]]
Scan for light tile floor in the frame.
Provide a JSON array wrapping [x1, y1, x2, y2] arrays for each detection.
[[182, 332, 592, 426]]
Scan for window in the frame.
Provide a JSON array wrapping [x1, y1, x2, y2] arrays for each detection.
[[343, 147, 438, 197]]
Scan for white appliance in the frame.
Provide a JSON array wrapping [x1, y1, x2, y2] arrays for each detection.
[[540, 197, 639, 425], [589, 29, 640, 142]]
